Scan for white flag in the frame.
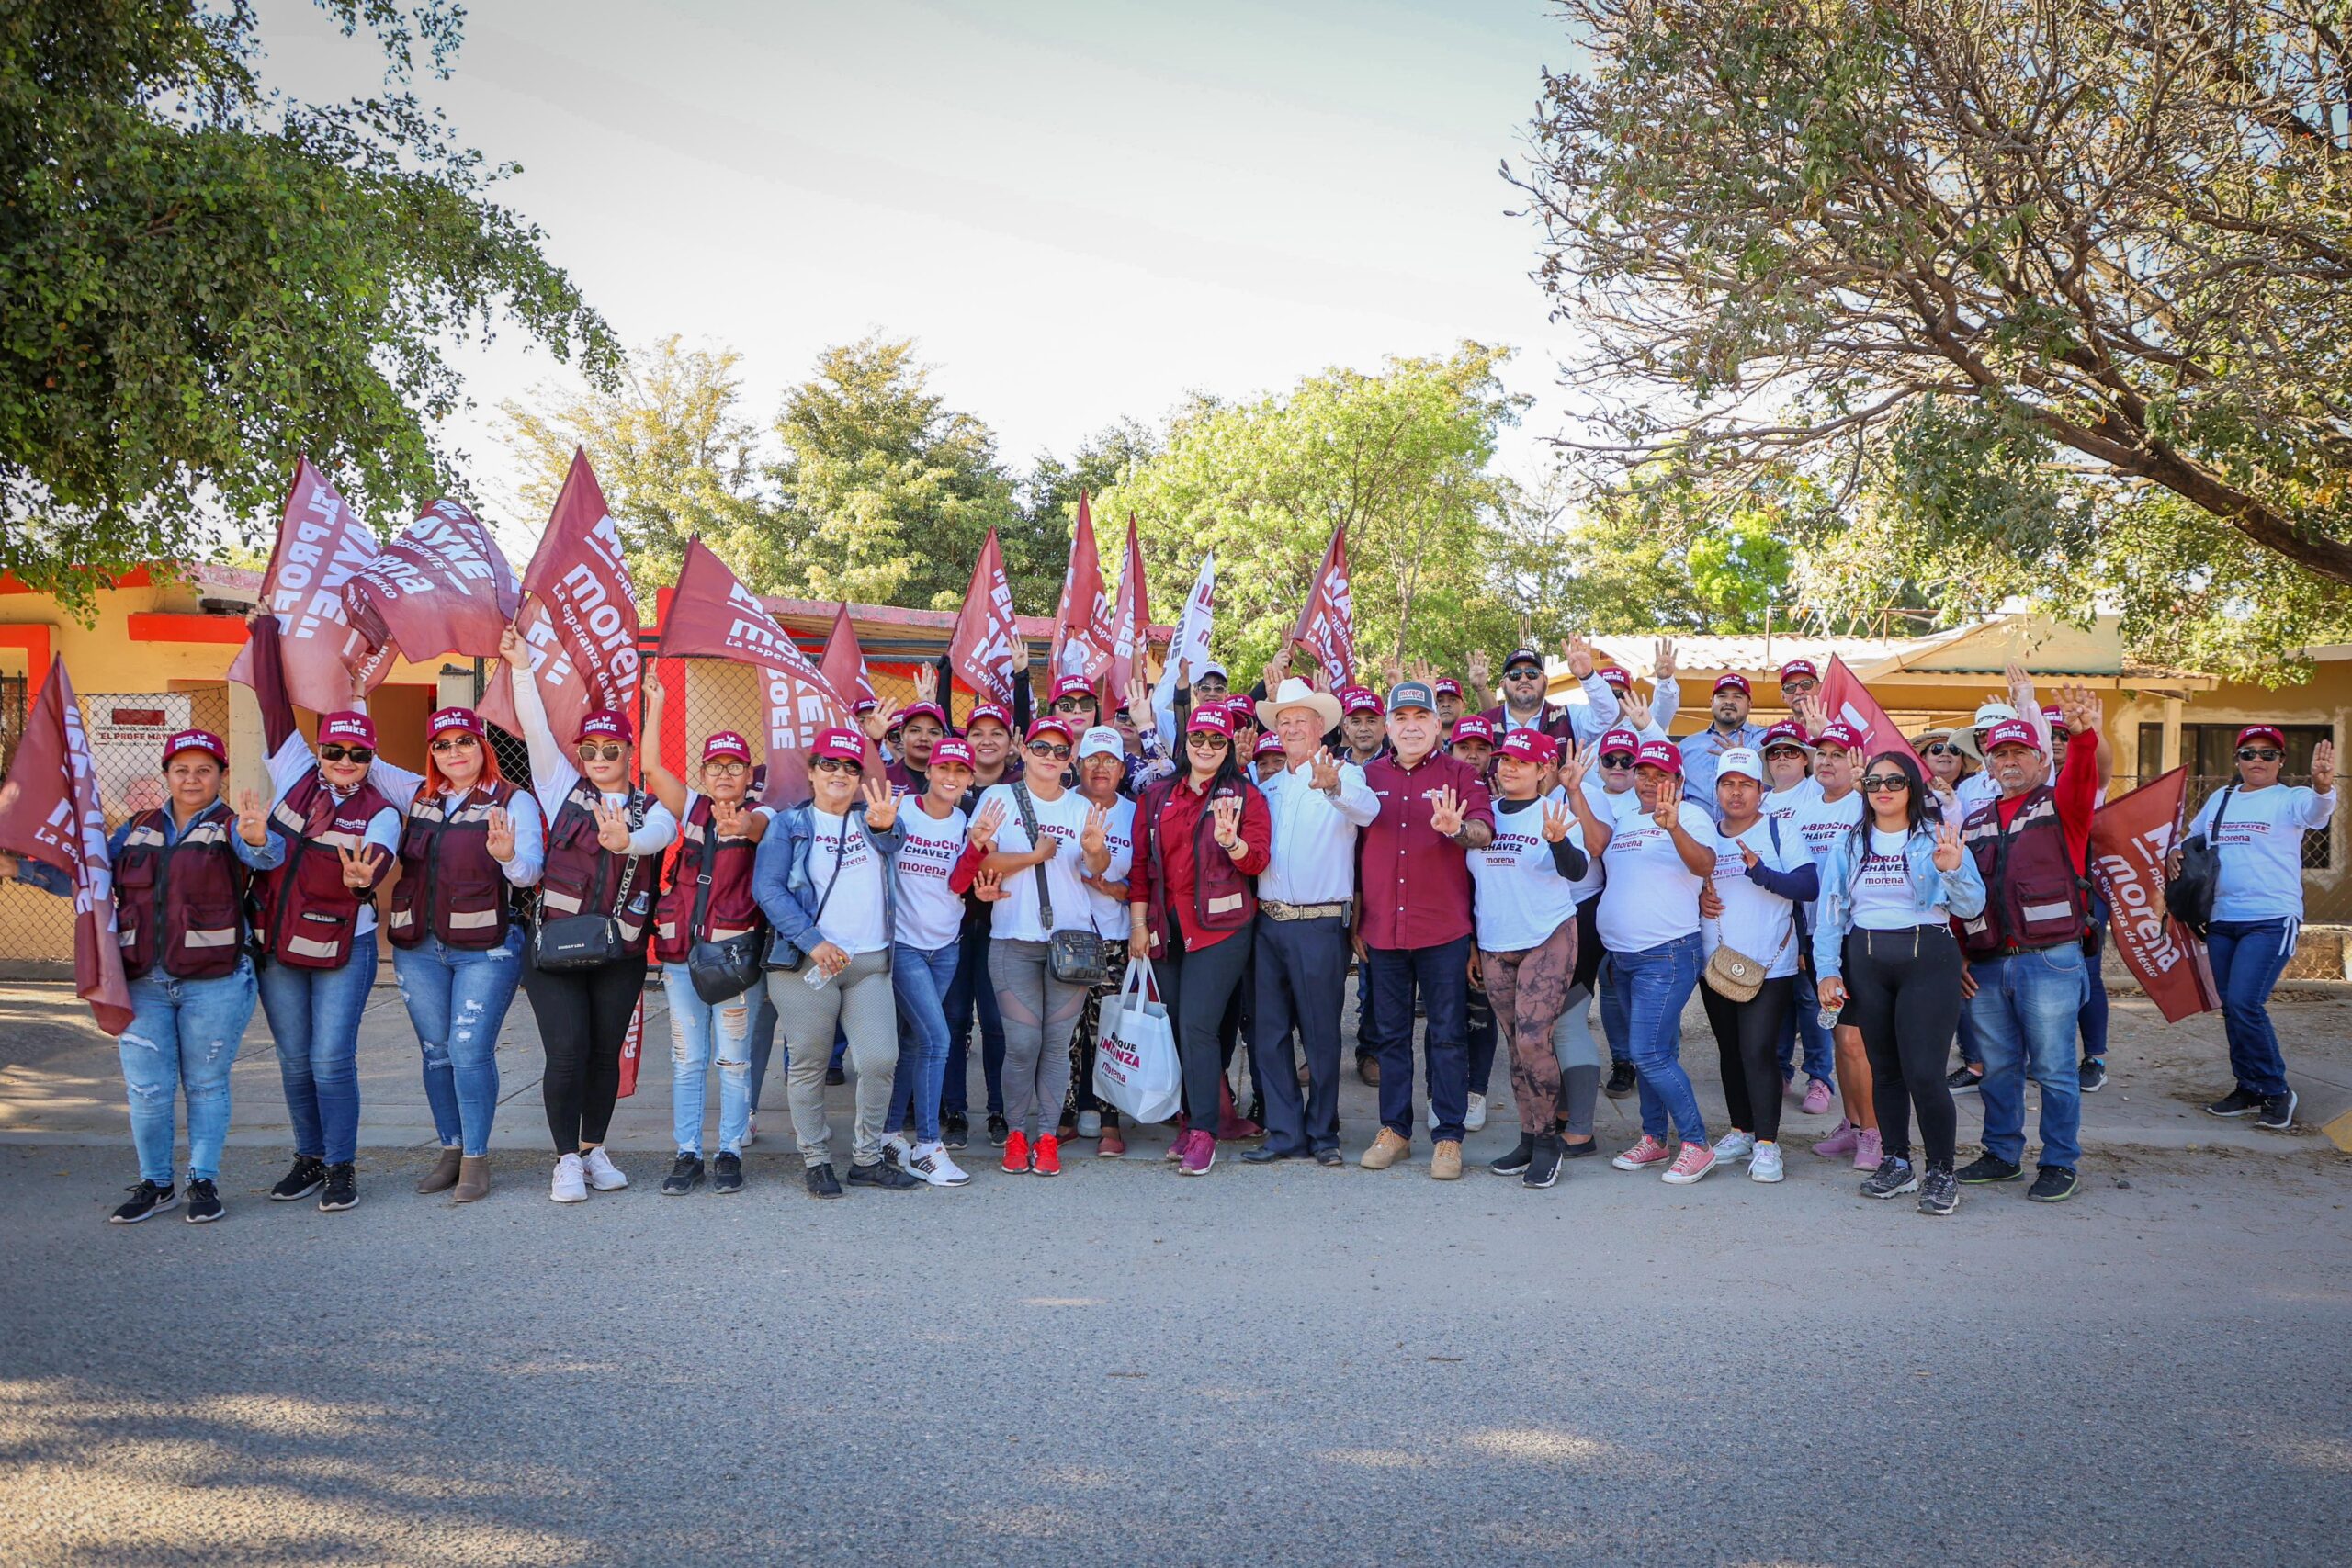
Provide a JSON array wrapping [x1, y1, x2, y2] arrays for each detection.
[[1152, 552, 1216, 714]]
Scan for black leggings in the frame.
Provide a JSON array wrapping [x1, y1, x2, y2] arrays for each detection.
[[1159, 931, 1253, 1133], [522, 953, 650, 1154], [1701, 974, 1795, 1143], [1841, 926, 1962, 1169]]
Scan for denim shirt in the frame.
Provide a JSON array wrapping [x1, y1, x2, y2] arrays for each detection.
[[1812, 822, 1987, 978], [752, 803, 905, 954]]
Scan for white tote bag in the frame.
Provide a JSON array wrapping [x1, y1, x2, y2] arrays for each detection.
[[1094, 958, 1181, 1124]]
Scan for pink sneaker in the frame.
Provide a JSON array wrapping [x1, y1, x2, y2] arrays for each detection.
[[1813, 1120, 1858, 1157], [1661, 1141, 1716, 1185], [1179, 1129, 1216, 1176], [1802, 1078, 1835, 1117], [1853, 1126, 1883, 1170], [1611, 1134, 1671, 1171]]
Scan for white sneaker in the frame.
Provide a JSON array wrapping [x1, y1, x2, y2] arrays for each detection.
[[549, 1154, 587, 1203], [1076, 1111, 1102, 1139], [1750, 1142, 1785, 1183], [1711, 1130, 1757, 1165], [907, 1141, 970, 1188], [743, 1114, 759, 1147], [1465, 1093, 1488, 1132], [882, 1133, 913, 1168], [581, 1147, 628, 1191]]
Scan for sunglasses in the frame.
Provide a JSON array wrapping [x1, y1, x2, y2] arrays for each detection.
[[1923, 742, 1956, 755], [428, 734, 479, 752], [318, 744, 374, 764], [811, 756, 859, 774], [1052, 698, 1092, 712], [2236, 747, 2282, 762], [1187, 733, 1231, 750], [575, 742, 627, 763], [1781, 679, 1818, 694], [1028, 741, 1072, 760], [1600, 751, 1636, 768], [1505, 666, 1544, 680], [1861, 774, 1913, 793], [1764, 746, 1806, 761]]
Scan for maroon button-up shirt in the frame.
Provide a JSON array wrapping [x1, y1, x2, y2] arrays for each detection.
[[1357, 749, 1494, 950]]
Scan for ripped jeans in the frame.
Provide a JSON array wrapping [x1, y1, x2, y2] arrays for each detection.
[[662, 963, 756, 1157], [391, 931, 524, 1158], [119, 960, 258, 1186]]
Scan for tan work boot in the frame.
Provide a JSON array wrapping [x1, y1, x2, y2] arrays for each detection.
[[414, 1147, 462, 1195], [1360, 1128, 1410, 1169], [1430, 1140, 1464, 1180], [451, 1156, 492, 1203]]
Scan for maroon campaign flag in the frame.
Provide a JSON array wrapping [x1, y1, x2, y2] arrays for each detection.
[[480, 449, 640, 748], [2088, 768, 2220, 1023], [342, 499, 522, 684], [821, 603, 878, 715], [948, 527, 1020, 707], [1290, 524, 1356, 688], [0, 660, 133, 1035], [1047, 492, 1114, 686], [227, 457, 382, 712], [1818, 655, 1922, 772], [1105, 513, 1152, 703]]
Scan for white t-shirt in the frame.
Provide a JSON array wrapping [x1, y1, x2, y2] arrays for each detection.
[[1468, 792, 1583, 952], [1791, 788, 1865, 926], [2191, 784, 2337, 922], [978, 782, 1095, 942], [1702, 818, 1802, 978], [807, 808, 888, 955], [1763, 776, 1821, 830], [1597, 794, 1715, 952], [1564, 777, 1626, 902], [892, 802, 969, 951], [1954, 771, 2000, 819], [1081, 795, 1138, 930], [1850, 828, 1923, 931]]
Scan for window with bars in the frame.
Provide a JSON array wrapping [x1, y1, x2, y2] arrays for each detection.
[[2136, 722, 2334, 869]]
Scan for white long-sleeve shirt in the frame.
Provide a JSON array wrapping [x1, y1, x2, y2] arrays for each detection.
[[508, 665, 677, 855], [1256, 756, 1379, 905]]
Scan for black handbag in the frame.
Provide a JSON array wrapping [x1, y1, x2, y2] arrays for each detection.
[[2163, 785, 2231, 940], [1011, 781, 1112, 987], [763, 809, 852, 973], [683, 821, 765, 1004], [531, 802, 647, 972]]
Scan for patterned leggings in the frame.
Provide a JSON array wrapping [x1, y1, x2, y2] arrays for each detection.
[[1480, 914, 1580, 1135]]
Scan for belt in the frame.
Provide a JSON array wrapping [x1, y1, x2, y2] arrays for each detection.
[[1261, 899, 1350, 922]]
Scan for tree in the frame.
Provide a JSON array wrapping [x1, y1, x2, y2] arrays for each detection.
[[1523, 469, 1807, 636], [1098, 344, 1524, 681], [0, 0, 618, 612], [1513, 0, 2352, 672], [499, 337, 773, 589], [1017, 418, 1161, 610]]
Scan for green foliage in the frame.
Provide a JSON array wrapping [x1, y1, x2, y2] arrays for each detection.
[[0, 0, 619, 613], [1540, 471, 1804, 634]]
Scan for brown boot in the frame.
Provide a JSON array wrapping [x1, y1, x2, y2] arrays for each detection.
[[414, 1147, 462, 1194], [1360, 1128, 1410, 1169], [1430, 1139, 1464, 1180], [451, 1156, 492, 1203]]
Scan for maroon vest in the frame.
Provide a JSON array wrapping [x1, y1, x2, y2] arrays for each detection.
[[1136, 775, 1259, 953], [113, 802, 248, 980], [389, 780, 521, 951], [251, 771, 394, 970], [540, 780, 662, 952], [653, 795, 764, 964], [1959, 784, 2090, 956]]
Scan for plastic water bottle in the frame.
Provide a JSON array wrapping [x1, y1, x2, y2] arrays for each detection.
[[802, 964, 831, 990]]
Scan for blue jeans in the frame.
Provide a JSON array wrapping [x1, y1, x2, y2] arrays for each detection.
[[662, 964, 758, 1156], [2208, 919, 2295, 1097], [1363, 937, 1470, 1142], [1617, 933, 1704, 1144], [1967, 945, 2086, 1169], [2079, 917, 2109, 1059], [1600, 952, 1632, 1066], [119, 961, 256, 1184], [1775, 985, 1836, 1085], [1956, 999, 1985, 1069], [257, 943, 379, 1166], [888, 940, 960, 1144], [391, 931, 522, 1157], [943, 914, 1005, 1118]]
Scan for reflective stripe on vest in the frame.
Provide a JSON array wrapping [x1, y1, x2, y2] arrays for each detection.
[[113, 804, 248, 979], [540, 781, 660, 948], [252, 771, 391, 970], [651, 796, 764, 963], [1959, 784, 2089, 955], [390, 780, 518, 950]]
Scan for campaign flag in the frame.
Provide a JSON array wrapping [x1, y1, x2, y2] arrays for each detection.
[[1818, 654, 1921, 771], [1151, 552, 1216, 713], [820, 602, 878, 714], [1047, 492, 1114, 686], [947, 527, 1020, 707], [1290, 524, 1356, 687], [2088, 768, 2220, 1023], [1105, 513, 1153, 703], [657, 538, 867, 805], [479, 449, 640, 748], [0, 660, 133, 1035], [226, 457, 382, 711], [617, 998, 645, 1098], [341, 499, 522, 684]]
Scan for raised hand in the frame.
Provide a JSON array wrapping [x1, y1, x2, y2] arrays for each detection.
[[1125, 677, 1152, 727], [485, 806, 516, 863], [1932, 818, 1964, 872], [641, 681, 665, 727], [1699, 881, 1724, 919], [1562, 634, 1595, 680], [967, 798, 1006, 852], [499, 624, 529, 670], [2058, 682, 2101, 737], [1309, 659, 1334, 694], [2005, 658, 2038, 710], [1617, 688, 1653, 731], [1465, 648, 1491, 689], [336, 844, 375, 889], [1792, 692, 1827, 735], [1309, 747, 1340, 792], [1210, 795, 1243, 850], [914, 663, 939, 705], [860, 777, 899, 830], [862, 697, 902, 743], [1651, 793, 1679, 831], [236, 789, 269, 848], [1541, 798, 1573, 843], [1559, 741, 1594, 792], [1081, 804, 1109, 858], [1652, 637, 1677, 682], [1426, 785, 1465, 837], [1382, 652, 1406, 687], [1409, 657, 1439, 688], [973, 868, 1006, 903], [1737, 838, 1759, 870], [2312, 739, 2336, 791], [711, 799, 752, 839], [1264, 645, 1294, 687], [593, 801, 631, 852]]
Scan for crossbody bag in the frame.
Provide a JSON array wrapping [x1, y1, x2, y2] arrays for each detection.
[[1703, 816, 1793, 1002], [1011, 781, 1112, 987], [532, 797, 647, 972]]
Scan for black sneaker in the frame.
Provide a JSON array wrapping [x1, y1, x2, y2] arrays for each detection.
[[1860, 1156, 1918, 1199], [825, 1066, 848, 1087], [109, 1179, 176, 1224], [943, 1114, 969, 1149], [1957, 1153, 2025, 1185], [2256, 1091, 2299, 1132], [1945, 1065, 1984, 1093], [846, 1159, 922, 1190], [184, 1178, 224, 1224], [661, 1154, 705, 1196], [1489, 1134, 1536, 1176], [317, 1163, 359, 1212], [2078, 1056, 2107, 1092], [1603, 1061, 1637, 1099], [1314, 1148, 1345, 1167], [806, 1162, 843, 1199], [1559, 1137, 1600, 1159], [2204, 1086, 2263, 1118], [2028, 1165, 2078, 1202], [711, 1152, 745, 1193], [269, 1155, 326, 1201], [1521, 1135, 1564, 1190], [987, 1113, 1009, 1147], [1917, 1167, 1959, 1216]]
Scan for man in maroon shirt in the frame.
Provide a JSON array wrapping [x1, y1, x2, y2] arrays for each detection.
[[1355, 680, 1495, 1179]]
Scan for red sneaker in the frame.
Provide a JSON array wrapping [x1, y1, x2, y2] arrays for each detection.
[[1097, 1126, 1126, 1158], [1033, 1134, 1062, 1177], [1001, 1130, 1031, 1175]]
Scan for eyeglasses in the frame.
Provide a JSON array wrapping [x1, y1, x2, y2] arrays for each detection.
[[318, 745, 374, 764], [811, 756, 859, 774], [1861, 774, 1912, 793], [2236, 747, 2282, 762], [1600, 751, 1636, 769], [1028, 741, 1072, 761], [1764, 747, 1805, 761], [1781, 679, 1818, 694], [574, 743, 626, 763], [428, 735, 478, 753], [704, 759, 749, 776], [1187, 733, 1231, 750]]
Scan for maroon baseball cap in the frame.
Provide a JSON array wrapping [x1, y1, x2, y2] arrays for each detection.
[[1185, 705, 1235, 739], [1496, 728, 1556, 766], [810, 728, 865, 763], [1598, 663, 1633, 691], [319, 711, 379, 750], [1340, 686, 1381, 716], [1713, 673, 1752, 696], [1598, 728, 1642, 759], [161, 728, 228, 768], [1451, 716, 1495, 746], [1813, 721, 1865, 753], [1760, 720, 1813, 753], [1984, 718, 2043, 754], [966, 701, 1012, 732], [928, 737, 977, 770], [1049, 674, 1096, 704], [1635, 739, 1683, 773], [427, 706, 484, 739], [1253, 731, 1284, 760], [899, 701, 949, 729], [575, 709, 633, 746], [702, 730, 752, 763], [1434, 677, 1462, 698], [1024, 716, 1074, 745], [852, 696, 879, 716], [2237, 724, 2286, 750], [1778, 659, 1820, 684]]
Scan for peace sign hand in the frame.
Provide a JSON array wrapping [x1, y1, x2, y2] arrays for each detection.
[[860, 778, 899, 830], [236, 789, 269, 848], [1211, 795, 1244, 851], [1932, 818, 1965, 873], [336, 844, 376, 890], [1309, 747, 1340, 792], [593, 801, 631, 852], [485, 806, 516, 863], [1737, 839, 1759, 870], [1427, 785, 1464, 837], [967, 798, 1006, 852], [1541, 798, 1573, 843]]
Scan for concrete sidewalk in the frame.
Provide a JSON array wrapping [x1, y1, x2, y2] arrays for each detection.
[[2, 967, 2346, 1166]]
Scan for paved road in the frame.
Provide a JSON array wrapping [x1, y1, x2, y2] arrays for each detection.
[[5, 1129, 2347, 1565]]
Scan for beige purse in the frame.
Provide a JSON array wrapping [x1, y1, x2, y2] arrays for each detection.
[[1702, 933, 1784, 1003]]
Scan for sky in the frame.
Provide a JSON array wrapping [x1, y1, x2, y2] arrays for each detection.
[[256, 0, 1587, 534]]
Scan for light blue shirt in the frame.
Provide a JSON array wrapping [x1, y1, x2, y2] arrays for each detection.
[[1812, 821, 1987, 978]]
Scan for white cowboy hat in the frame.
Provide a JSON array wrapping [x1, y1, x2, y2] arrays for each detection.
[[1256, 677, 1343, 735]]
